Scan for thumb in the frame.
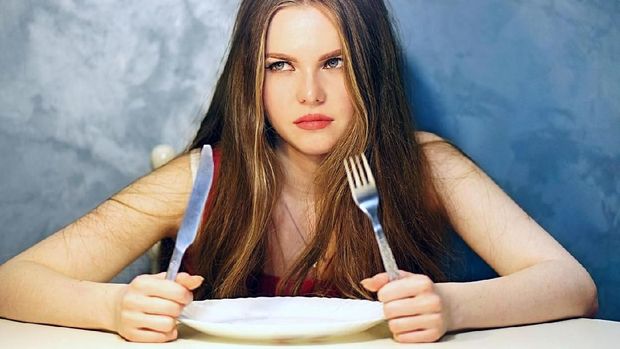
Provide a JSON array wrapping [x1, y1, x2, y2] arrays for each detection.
[[360, 273, 389, 292], [361, 270, 413, 292], [175, 272, 204, 290]]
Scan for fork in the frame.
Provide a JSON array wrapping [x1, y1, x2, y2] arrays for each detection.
[[344, 153, 400, 281]]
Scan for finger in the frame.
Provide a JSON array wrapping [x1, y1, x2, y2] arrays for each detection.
[[124, 293, 184, 317], [122, 328, 177, 343], [131, 274, 193, 305], [124, 311, 177, 333], [361, 270, 413, 292], [388, 313, 443, 335], [383, 293, 442, 319], [360, 277, 385, 292], [175, 272, 204, 290], [377, 274, 434, 303], [394, 328, 443, 343]]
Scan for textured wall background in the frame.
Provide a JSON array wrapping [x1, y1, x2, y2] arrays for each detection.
[[392, 0, 619, 321], [0, 0, 239, 282], [1, 1, 618, 320]]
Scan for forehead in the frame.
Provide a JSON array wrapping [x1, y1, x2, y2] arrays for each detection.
[[265, 5, 342, 55]]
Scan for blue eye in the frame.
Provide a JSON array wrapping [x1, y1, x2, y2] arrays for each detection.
[[324, 57, 343, 69], [267, 61, 292, 71]]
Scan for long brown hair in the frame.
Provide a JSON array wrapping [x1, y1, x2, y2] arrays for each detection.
[[180, 0, 449, 300]]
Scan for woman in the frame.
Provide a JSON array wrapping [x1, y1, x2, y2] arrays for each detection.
[[0, 0, 597, 343]]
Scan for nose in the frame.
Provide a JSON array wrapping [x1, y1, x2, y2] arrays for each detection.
[[296, 71, 325, 105]]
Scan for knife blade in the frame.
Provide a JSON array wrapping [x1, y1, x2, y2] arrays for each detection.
[[166, 144, 215, 281]]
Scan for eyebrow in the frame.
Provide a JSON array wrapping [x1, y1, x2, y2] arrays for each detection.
[[265, 49, 342, 62]]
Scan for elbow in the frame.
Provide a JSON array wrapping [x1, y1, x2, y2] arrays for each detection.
[[583, 277, 598, 318], [575, 264, 598, 318]]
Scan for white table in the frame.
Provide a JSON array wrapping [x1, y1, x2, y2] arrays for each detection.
[[1, 318, 618, 348]]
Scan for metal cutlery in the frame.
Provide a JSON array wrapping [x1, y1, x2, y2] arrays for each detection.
[[344, 153, 400, 281], [166, 144, 215, 281]]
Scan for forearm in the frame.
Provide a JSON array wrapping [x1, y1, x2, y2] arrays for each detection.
[[0, 260, 124, 332], [437, 260, 598, 332]]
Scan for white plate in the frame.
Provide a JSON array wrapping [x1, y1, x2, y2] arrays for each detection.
[[179, 296, 384, 340]]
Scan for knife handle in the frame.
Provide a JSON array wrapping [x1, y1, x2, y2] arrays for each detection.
[[165, 247, 184, 281]]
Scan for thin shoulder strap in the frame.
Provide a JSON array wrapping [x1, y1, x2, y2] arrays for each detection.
[[189, 148, 201, 185]]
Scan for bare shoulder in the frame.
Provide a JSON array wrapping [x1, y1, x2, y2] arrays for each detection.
[[415, 130, 445, 145], [112, 151, 195, 235], [414, 131, 478, 180]]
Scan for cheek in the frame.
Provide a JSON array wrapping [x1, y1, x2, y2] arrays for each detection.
[[331, 85, 355, 120], [263, 77, 290, 117], [340, 93, 355, 117]]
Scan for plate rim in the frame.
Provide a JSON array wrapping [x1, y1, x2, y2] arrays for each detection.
[[179, 296, 385, 340]]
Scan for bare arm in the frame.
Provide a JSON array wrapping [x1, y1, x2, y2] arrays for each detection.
[[419, 132, 598, 331], [362, 132, 597, 343], [0, 152, 193, 331]]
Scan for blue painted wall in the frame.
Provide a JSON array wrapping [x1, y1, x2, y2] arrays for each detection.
[[0, 1, 239, 282], [391, 0, 619, 321], [1, 1, 618, 320]]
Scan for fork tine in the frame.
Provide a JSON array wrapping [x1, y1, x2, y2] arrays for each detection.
[[348, 157, 362, 187], [344, 158, 356, 190], [354, 154, 367, 185], [361, 153, 375, 185]]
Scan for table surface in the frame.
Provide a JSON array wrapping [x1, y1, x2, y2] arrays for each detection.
[[1, 317, 618, 348]]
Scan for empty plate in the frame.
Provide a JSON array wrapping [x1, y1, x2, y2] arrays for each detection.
[[180, 296, 384, 340]]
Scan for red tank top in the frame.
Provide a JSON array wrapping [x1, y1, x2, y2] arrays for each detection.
[[181, 147, 339, 297]]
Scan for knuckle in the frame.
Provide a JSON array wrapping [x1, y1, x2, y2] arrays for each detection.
[[418, 274, 431, 283], [151, 332, 168, 343], [179, 290, 192, 304], [387, 319, 401, 333], [120, 328, 138, 342], [164, 317, 177, 332], [414, 331, 435, 343], [172, 303, 184, 317], [376, 289, 388, 302], [428, 294, 442, 310], [393, 333, 406, 343], [382, 302, 395, 318], [427, 328, 441, 341], [171, 287, 186, 301], [429, 313, 442, 325], [418, 277, 433, 291]]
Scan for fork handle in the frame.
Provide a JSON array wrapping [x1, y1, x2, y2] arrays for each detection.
[[372, 224, 400, 281]]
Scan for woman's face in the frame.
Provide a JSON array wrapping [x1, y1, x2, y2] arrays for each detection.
[[263, 5, 354, 158]]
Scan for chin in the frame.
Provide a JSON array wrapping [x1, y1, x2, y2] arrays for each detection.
[[292, 140, 336, 157]]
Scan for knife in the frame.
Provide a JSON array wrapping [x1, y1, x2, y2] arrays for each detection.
[[165, 144, 215, 281]]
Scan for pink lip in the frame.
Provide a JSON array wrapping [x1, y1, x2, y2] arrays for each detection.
[[293, 114, 334, 130]]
